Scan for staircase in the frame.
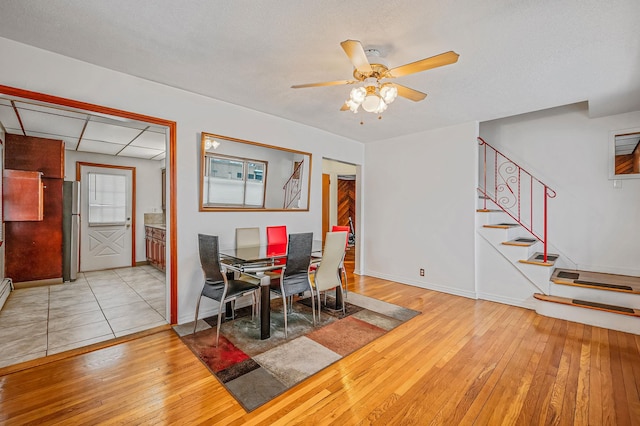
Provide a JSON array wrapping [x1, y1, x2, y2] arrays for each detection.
[[477, 138, 640, 335]]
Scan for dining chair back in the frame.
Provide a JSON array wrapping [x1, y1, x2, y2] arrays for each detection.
[[236, 227, 260, 248], [266, 225, 287, 256], [271, 232, 315, 337], [193, 234, 260, 346], [331, 225, 350, 247], [314, 231, 348, 320], [331, 225, 350, 297]]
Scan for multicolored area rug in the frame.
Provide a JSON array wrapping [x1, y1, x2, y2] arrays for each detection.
[[176, 292, 420, 412]]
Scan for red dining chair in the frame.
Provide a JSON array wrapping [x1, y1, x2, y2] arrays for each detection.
[[266, 226, 287, 275], [331, 225, 350, 297], [266, 225, 287, 257]]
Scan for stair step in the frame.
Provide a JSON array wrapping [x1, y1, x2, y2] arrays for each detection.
[[534, 293, 640, 317], [552, 268, 640, 294], [519, 252, 558, 267], [502, 237, 538, 247], [476, 208, 502, 213], [483, 223, 520, 229]]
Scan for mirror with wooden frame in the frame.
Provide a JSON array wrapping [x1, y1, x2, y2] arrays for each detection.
[[609, 127, 640, 179], [200, 132, 312, 211]]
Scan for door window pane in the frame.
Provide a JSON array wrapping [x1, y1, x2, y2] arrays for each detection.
[[88, 172, 127, 225]]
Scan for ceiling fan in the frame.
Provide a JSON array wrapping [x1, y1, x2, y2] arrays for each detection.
[[291, 40, 459, 114]]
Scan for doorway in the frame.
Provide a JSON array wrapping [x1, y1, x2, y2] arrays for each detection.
[[0, 84, 177, 324], [78, 163, 135, 272], [322, 158, 358, 270]]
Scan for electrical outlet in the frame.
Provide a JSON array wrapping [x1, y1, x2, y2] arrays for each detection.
[[419, 268, 425, 276]]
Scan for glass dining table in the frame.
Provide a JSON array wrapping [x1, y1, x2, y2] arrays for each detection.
[[219, 241, 323, 340]]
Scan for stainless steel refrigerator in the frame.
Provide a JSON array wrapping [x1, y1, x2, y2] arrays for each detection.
[[62, 181, 80, 282]]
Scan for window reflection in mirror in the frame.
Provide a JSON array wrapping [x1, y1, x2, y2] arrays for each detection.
[[610, 128, 640, 179], [200, 133, 312, 211], [203, 155, 267, 207]]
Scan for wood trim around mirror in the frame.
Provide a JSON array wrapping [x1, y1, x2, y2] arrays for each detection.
[[199, 132, 312, 212]]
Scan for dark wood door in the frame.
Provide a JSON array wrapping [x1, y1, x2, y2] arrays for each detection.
[[337, 178, 356, 230]]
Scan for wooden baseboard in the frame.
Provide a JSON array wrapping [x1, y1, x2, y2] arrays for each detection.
[[13, 278, 64, 289]]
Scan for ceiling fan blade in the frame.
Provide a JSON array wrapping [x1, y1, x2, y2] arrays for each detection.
[[340, 103, 350, 111], [340, 40, 373, 74], [388, 51, 459, 78], [395, 84, 428, 102], [291, 80, 355, 89]]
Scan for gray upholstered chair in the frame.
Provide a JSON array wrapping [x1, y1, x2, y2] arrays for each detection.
[[313, 231, 348, 321], [269, 232, 315, 338], [193, 234, 260, 346]]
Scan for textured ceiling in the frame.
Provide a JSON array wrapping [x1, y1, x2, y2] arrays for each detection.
[[0, 0, 638, 143]]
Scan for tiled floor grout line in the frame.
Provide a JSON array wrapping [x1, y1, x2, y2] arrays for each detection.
[[0, 266, 166, 367], [84, 273, 117, 339]]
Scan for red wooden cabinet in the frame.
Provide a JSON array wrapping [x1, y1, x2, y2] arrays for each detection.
[[145, 226, 166, 271], [4, 134, 65, 283], [3, 169, 44, 221], [5, 134, 65, 178]]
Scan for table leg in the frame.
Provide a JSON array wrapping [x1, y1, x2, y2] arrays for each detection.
[[335, 286, 343, 310], [225, 301, 234, 320], [259, 275, 271, 339]]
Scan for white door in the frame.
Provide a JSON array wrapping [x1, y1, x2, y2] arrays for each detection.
[[80, 164, 134, 271]]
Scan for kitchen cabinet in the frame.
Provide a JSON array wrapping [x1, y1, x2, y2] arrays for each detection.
[[4, 135, 64, 283], [145, 225, 166, 271], [5, 134, 65, 178], [5, 178, 63, 282], [3, 169, 44, 221]]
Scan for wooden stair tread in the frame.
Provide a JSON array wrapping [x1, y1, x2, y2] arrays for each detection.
[[534, 293, 640, 317], [483, 223, 520, 229], [502, 237, 538, 247], [552, 268, 640, 294], [518, 252, 558, 267]]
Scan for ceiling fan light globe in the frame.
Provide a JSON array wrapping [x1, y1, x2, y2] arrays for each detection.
[[346, 99, 360, 112], [349, 87, 366, 104], [362, 94, 382, 112], [380, 84, 398, 104], [373, 99, 388, 114]]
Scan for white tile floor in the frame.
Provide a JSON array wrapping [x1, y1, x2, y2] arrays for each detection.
[[0, 265, 167, 368]]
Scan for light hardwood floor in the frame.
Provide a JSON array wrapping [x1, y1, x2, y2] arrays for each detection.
[[1, 271, 639, 425]]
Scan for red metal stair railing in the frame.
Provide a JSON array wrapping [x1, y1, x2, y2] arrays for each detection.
[[478, 137, 557, 262]]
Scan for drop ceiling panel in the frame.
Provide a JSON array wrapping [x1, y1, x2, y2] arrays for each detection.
[[23, 130, 79, 150], [83, 120, 142, 144], [89, 115, 148, 131], [15, 101, 88, 120], [0, 102, 22, 130], [118, 145, 163, 159], [17, 108, 85, 139], [77, 139, 124, 156], [130, 130, 166, 150]]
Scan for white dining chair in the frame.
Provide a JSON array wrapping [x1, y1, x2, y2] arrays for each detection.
[[313, 231, 348, 321]]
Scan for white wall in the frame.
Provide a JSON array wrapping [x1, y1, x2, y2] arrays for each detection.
[[64, 151, 164, 263], [0, 37, 364, 323], [480, 103, 640, 276], [363, 121, 479, 298]]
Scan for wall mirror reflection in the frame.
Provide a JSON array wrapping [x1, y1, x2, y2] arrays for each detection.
[[200, 133, 311, 211], [610, 128, 640, 179]]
